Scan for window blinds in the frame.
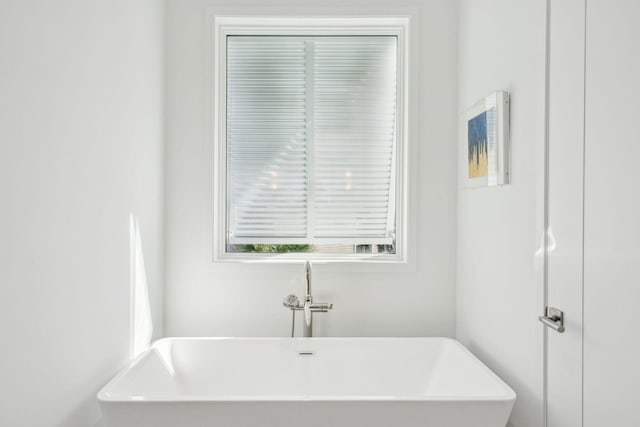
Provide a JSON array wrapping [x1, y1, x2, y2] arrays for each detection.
[[226, 36, 397, 245]]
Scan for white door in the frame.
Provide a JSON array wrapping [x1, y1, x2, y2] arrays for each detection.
[[546, 1, 640, 426], [545, 0, 585, 426], [582, 1, 640, 425]]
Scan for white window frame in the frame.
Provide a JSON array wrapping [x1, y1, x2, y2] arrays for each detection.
[[213, 16, 409, 263]]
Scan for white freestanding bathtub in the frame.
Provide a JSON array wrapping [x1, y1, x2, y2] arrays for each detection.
[[98, 337, 515, 427]]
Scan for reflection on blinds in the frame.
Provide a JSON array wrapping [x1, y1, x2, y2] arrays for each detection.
[[226, 36, 397, 244]]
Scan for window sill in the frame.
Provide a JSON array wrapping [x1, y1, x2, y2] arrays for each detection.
[[211, 251, 415, 273]]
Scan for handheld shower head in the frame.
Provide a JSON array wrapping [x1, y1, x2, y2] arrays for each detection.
[[283, 294, 300, 309]]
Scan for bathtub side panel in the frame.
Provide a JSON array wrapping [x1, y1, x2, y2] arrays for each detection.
[[100, 400, 514, 427]]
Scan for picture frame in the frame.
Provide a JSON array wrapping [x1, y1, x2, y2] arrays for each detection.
[[460, 91, 510, 188]]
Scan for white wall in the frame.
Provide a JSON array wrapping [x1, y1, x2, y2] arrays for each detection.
[[456, 1, 546, 426], [165, 0, 458, 337], [0, 1, 164, 426]]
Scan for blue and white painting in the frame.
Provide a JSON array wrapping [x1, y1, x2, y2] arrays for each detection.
[[467, 110, 489, 178]]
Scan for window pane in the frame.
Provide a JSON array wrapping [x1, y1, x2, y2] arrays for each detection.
[[226, 36, 397, 253], [313, 37, 397, 241], [227, 37, 309, 240]]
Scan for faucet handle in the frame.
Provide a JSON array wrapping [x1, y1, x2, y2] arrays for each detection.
[[283, 294, 300, 309], [310, 302, 333, 312]]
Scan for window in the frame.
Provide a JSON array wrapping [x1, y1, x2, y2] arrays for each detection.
[[214, 18, 407, 261]]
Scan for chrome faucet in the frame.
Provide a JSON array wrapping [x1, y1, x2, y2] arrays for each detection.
[[283, 261, 333, 337]]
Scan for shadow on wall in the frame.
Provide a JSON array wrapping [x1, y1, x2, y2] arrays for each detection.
[[130, 214, 153, 359]]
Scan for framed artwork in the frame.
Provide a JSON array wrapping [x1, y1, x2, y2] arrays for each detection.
[[460, 91, 510, 188]]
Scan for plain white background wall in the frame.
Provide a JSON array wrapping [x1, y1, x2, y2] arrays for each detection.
[[456, 1, 546, 426], [0, 0, 164, 426], [164, 0, 458, 338]]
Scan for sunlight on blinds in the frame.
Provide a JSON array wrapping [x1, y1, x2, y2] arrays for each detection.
[[226, 36, 397, 245]]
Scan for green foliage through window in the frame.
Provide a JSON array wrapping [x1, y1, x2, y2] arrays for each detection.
[[230, 244, 311, 253]]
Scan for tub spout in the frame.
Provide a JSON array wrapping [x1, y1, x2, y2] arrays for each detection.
[[303, 261, 313, 335], [305, 260, 312, 299]]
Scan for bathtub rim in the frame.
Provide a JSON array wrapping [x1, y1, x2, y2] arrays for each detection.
[[97, 336, 516, 404]]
